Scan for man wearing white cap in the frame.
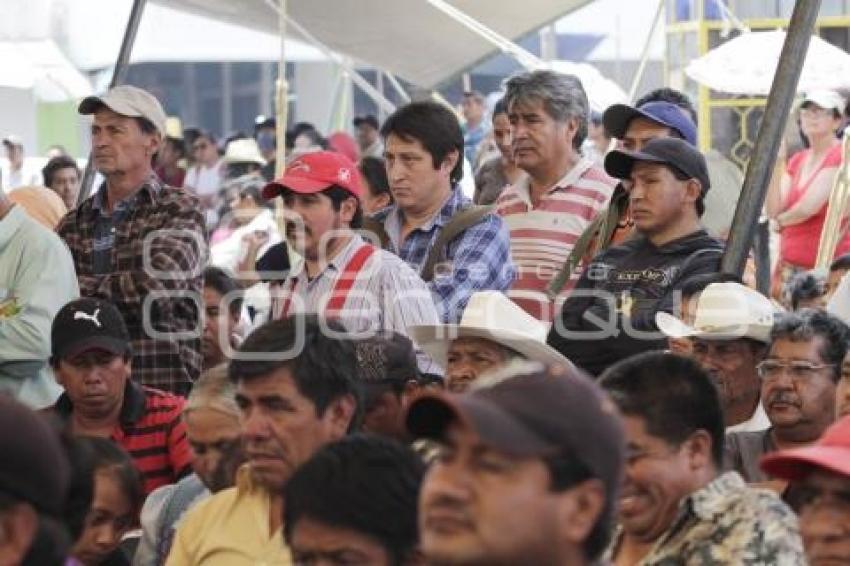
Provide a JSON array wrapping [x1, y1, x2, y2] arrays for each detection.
[[411, 291, 572, 392], [57, 85, 206, 395], [657, 282, 780, 433]]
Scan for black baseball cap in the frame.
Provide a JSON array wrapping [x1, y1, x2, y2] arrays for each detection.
[[353, 115, 379, 130], [406, 361, 625, 500], [51, 298, 131, 362], [604, 137, 711, 194]]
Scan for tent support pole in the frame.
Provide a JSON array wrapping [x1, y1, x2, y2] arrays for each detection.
[[721, 0, 822, 279], [77, 0, 147, 204], [627, 0, 664, 102]]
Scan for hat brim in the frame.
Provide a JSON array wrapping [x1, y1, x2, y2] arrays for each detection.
[[409, 324, 573, 371], [603, 104, 646, 139], [761, 446, 850, 482], [406, 393, 555, 457], [56, 336, 129, 361], [655, 312, 771, 343], [262, 176, 333, 199], [222, 154, 266, 166], [604, 147, 669, 181], [79, 95, 143, 120]]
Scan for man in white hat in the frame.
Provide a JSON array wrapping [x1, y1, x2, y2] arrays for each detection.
[[222, 138, 266, 180], [657, 282, 780, 433], [410, 291, 572, 392], [57, 85, 206, 395]]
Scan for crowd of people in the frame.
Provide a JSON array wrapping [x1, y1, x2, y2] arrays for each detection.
[[3, 66, 850, 565]]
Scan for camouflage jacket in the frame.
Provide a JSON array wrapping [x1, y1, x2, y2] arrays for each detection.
[[607, 472, 804, 565]]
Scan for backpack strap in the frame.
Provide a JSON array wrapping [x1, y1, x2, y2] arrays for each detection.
[[359, 217, 392, 250], [420, 205, 494, 282]]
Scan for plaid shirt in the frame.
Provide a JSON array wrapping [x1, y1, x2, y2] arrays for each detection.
[[57, 175, 205, 395], [373, 186, 514, 323]]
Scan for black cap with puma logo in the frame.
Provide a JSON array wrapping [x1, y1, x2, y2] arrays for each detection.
[[51, 298, 131, 361]]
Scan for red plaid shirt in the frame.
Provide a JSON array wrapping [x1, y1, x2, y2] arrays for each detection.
[[57, 176, 205, 395]]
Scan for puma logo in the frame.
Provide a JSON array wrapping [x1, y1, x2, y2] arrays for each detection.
[[74, 309, 102, 328]]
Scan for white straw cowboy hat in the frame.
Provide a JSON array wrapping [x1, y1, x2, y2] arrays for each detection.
[[410, 291, 573, 369], [656, 282, 781, 344], [222, 138, 266, 166]]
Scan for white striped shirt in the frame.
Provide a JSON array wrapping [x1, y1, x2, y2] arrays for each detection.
[[496, 158, 616, 321], [275, 234, 441, 375]]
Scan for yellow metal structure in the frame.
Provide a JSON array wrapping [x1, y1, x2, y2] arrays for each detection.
[[665, 0, 850, 170]]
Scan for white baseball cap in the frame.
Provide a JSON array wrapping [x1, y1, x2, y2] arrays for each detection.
[[802, 89, 846, 114]]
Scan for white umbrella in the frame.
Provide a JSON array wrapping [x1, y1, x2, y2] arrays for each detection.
[[685, 30, 850, 96], [548, 60, 628, 113]]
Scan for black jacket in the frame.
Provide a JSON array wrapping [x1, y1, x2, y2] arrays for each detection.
[[547, 230, 724, 377]]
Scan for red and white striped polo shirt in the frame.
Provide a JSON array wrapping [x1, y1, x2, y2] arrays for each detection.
[[495, 158, 616, 321]]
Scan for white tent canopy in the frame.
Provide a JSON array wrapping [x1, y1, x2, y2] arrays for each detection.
[[65, 1, 324, 70], [0, 39, 92, 102], [152, 0, 592, 89]]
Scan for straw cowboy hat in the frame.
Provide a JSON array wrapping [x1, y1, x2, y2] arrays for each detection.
[[656, 282, 781, 344], [222, 138, 266, 166], [410, 291, 573, 369]]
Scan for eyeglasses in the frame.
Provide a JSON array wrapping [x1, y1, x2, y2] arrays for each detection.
[[755, 360, 835, 381], [800, 106, 833, 119]]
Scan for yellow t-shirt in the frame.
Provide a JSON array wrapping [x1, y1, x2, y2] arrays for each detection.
[[165, 465, 292, 566]]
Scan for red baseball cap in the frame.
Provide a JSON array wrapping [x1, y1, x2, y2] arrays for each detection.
[[262, 150, 363, 200], [761, 415, 850, 481]]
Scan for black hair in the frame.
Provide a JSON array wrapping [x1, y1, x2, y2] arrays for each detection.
[[830, 253, 850, 273], [492, 97, 508, 117], [203, 266, 243, 316], [600, 352, 725, 468], [283, 434, 424, 566], [380, 101, 464, 184], [667, 165, 706, 217], [85, 437, 144, 523], [164, 136, 187, 159], [770, 309, 850, 382], [134, 117, 158, 136], [784, 271, 826, 311], [636, 88, 699, 125], [679, 272, 743, 300], [353, 115, 379, 130], [324, 184, 364, 229], [543, 452, 611, 562], [286, 123, 326, 150], [229, 315, 363, 428], [358, 157, 391, 201], [225, 162, 263, 180], [42, 155, 81, 188]]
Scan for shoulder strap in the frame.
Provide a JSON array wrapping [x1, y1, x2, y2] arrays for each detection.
[[360, 217, 392, 250], [420, 205, 494, 282]]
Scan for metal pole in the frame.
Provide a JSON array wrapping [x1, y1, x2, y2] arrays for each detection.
[[275, 0, 288, 176], [385, 72, 412, 104], [77, 0, 147, 204], [720, 0, 822, 278]]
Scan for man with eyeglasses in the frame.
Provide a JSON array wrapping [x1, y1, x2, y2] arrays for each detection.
[[726, 309, 850, 485], [761, 415, 850, 565]]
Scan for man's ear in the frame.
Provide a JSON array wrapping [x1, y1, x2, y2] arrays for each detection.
[[684, 429, 713, 471], [340, 196, 358, 224], [556, 478, 605, 548], [324, 393, 357, 438], [684, 179, 702, 207], [440, 149, 460, 178]]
